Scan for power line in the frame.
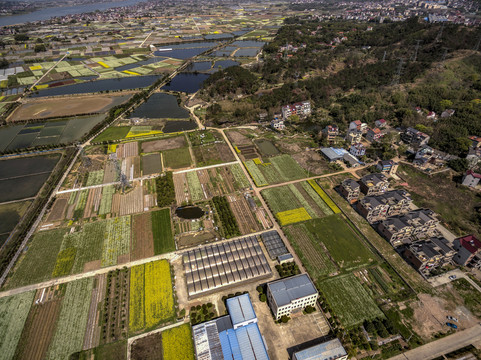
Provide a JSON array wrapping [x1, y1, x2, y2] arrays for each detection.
[[411, 40, 422, 62], [382, 50, 387, 62], [474, 33, 481, 52], [391, 58, 404, 86], [435, 22, 445, 43]]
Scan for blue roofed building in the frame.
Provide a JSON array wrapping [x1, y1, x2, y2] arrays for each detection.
[[266, 273, 318, 320], [292, 338, 348, 360], [193, 294, 270, 360]]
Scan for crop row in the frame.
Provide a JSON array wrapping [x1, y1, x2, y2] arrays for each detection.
[[161, 324, 194, 360], [212, 196, 241, 238], [101, 215, 131, 267], [307, 180, 341, 214], [186, 171, 204, 202], [230, 164, 250, 189], [99, 185, 115, 215], [86, 170, 104, 186], [244, 160, 268, 187]]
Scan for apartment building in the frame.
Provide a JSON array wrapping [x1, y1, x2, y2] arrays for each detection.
[[403, 237, 455, 276], [281, 101, 311, 120], [339, 178, 361, 204], [359, 173, 389, 196], [453, 235, 481, 269], [357, 190, 412, 223]]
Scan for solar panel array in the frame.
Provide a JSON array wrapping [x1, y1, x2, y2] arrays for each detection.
[[183, 236, 271, 296]]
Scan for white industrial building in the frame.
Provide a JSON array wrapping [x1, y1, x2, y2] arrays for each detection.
[[266, 273, 318, 320]]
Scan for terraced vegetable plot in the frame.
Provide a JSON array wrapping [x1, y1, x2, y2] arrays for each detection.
[[86, 170, 105, 186], [163, 147, 191, 169], [186, 171, 204, 201], [99, 185, 115, 215], [321, 274, 384, 328], [129, 260, 175, 333], [46, 278, 94, 359], [230, 163, 250, 189], [0, 291, 35, 360]]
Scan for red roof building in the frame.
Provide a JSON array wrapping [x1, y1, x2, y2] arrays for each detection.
[[453, 235, 481, 268]]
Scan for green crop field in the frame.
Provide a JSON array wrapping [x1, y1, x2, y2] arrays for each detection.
[[0, 291, 35, 359], [152, 209, 174, 255], [73, 190, 89, 219], [47, 278, 94, 360], [163, 148, 191, 169], [269, 154, 307, 182], [52, 247, 77, 277], [245, 155, 306, 186], [99, 185, 115, 215], [6, 228, 68, 288], [321, 274, 384, 328], [304, 216, 376, 270], [186, 171, 204, 202], [244, 160, 267, 186], [86, 170, 104, 186], [262, 186, 300, 214], [284, 223, 337, 280], [101, 215, 131, 267], [93, 126, 131, 142], [230, 164, 250, 189]]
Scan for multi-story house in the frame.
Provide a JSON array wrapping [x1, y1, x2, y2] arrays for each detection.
[[378, 209, 438, 247], [339, 178, 361, 204], [359, 173, 389, 196], [357, 190, 412, 223], [401, 127, 430, 147], [322, 124, 339, 142], [350, 143, 366, 157], [266, 274, 318, 320], [403, 237, 455, 276], [376, 160, 398, 175], [462, 170, 481, 188], [366, 127, 382, 142], [271, 118, 285, 131], [281, 101, 311, 120], [453, 235, 481, 269], [375, 119, 387, 128], [345, 130, 363, 144], [348, 120, 367, 133]]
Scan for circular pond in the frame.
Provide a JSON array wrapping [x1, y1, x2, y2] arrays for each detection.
[[176, 206, 204, 219]]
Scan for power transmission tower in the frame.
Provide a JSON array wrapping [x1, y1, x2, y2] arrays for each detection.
[[411, 40, 422, 62], [391, 58, 404, 86], [435, 22, 444, 43], [382, 50, 387, 62], [474, 33, 481, 52]]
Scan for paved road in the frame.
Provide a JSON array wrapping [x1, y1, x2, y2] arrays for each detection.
[[389, 324, 481, 360], [429, 269, 481, 294]]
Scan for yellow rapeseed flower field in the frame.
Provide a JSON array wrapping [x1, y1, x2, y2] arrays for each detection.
[[129, 260, 175, 333], [308, 180, 341, 214], [162, 324, 194, 360], [276, 207, 311, 225], [98, 61, 110, 68]]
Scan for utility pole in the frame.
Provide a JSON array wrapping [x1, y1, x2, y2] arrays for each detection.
[[382, 50, 387, 62], [435, 22, 444, 43], [474, 33, 481, 52]]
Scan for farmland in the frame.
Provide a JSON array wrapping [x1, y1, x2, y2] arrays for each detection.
[[131, 333, 163, 360], [142, 153, 162, 175], [320, 274, 384, 328], [129, 260, 175, 333], [244, 154, 308, 186], [0, 291, 35, 360], [46, 278, 94, 359], [131, 212, 154, 261], [192, 142, 236, 167], [152, 209, 174, 255], [162, 147, 192, 169], [101, 216, 131, 267], [161, 324, 195, 360], [211, 195, 241, 238], [14, 287, 63, 360]]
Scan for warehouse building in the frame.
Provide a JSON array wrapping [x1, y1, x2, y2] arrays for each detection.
[[183, 236, 271, 297], [193, 294, 270, 360], [266, 273, 318, 320], [261, 230, 289, 260], [292, 338, 348, 360]]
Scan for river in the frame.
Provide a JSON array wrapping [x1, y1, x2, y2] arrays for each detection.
[[0, 0, 146, 26]]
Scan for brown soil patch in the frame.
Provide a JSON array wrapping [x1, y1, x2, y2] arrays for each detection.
[[131, 213, 154, 261], [83, 259, 102, 272], [292, 151, 329, 175], [131, 332, 163, 360], [173, 173, 190, 205], [227, 194, 261, 235], [117, 253, 130, 265], [217, 143, 236, 162], [410, 287, 480, 340], [226, 130, 253, 146], [48, 197, 68, 221], [14, 297, 62, 360], [177, 230, 217, 249], [116, 142, 138, 159], [111, 184, 144, 216], [142, 136, 185, 152], [9, 95, 130, 121], [277, 141, 303, 154]]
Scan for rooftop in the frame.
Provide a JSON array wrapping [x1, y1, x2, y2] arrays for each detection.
[[457, 235, 481, 254], [293, 338, 347, 360], [267, 273, 317, 307], [226, 293, 257, 327]]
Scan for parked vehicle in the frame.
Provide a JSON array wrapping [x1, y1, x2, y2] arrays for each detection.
[[446, 322, 458, 329], [447, 316, 458, 322], [449, 275, 457, 280]]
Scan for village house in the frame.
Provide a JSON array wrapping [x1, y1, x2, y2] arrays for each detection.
[[359, 173, 389, 196], [469, 135, 481, 149], [345, 130, 363, 144], [401, 127, 430, 147], [376, 160, 398, 175], [281, 100, 311, 120], [366, 127, 383, 142], [322, 124, 339, 142], [403, 237, 455, 276], [377, 209, 438, 247], [375, 119, 387, 128], [441, 109, 455, 118], [357, 189, 412, 223], [350, 143, 366, 157], [339, 178, 361, 204], [462, 170, 481, 188], [271, 118, 285, 131], [348, 120, 368, 133], [453, 235, 481, 269]]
